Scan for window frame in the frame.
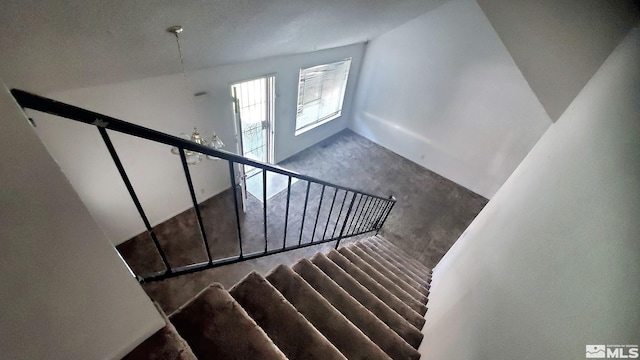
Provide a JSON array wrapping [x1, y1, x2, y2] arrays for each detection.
[[294, 58, 352, 136]]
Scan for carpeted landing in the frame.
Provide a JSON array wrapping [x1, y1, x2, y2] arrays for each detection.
[[123, 235, 432, 360]]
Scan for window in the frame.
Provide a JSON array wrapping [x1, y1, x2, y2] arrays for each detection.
[[295, 58, 352, 135]]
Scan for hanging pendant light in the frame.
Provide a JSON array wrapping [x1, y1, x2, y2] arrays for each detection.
[[167, 25, 224, 164], [207, 133, 225, 160]]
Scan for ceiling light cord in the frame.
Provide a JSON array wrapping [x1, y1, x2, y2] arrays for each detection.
[[166, 25, 224, 164], [172, 30, 191, 104], [168, 26, 199, 130]]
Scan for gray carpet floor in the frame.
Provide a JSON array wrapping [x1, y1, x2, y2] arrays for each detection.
[[277, 130, 488, 267], [117, 129, 487, 313]]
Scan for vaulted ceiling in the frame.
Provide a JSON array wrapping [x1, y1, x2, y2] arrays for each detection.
[[0, 0, 446, 94]]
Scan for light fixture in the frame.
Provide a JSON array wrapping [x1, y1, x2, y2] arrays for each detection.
[[170, 127, 225, 165], [167, 25, 224, 165]]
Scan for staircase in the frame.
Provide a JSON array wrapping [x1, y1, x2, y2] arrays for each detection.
[[9, 90, 424, 359], [124, 236, 431, 360]]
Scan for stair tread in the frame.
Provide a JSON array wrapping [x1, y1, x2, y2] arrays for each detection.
[[336, 248, 428, 315], [348, 244, 429, 302], [134, 237, 433, 359], [267, 265, 392, 360], [169, 284, 286, 360], [356, 242, 430, 293], [371, 236, 432, 272], [123, 305, 197, 360], [363, 240, 431, 288], [311, 252, 425, 342], [293, 258, 422, 359], [230, 272, 346, 360], [371, 236, 433, 275]]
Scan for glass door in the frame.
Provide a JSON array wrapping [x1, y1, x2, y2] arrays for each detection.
[[231, 75, 275, 205]]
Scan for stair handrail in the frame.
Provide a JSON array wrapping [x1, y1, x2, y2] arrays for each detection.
[[11, 89, 390, 201], [11, 89, 397, 282]]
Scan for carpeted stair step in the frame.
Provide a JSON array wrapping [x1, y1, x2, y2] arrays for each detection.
[[293, 259, 422, 358], [123, 305, 197, 360], [126, 237, 434, 360], [363, 239, 431, 289], [336, 247, 428, 315], [314, 250, 425, 329], [369, 236, 431, 273], [369, 236, 433, 277], [367, 242, 431, 290], [347, 244, 429, 302], [266, 265, 392, 360], [311, 254, 425, 348], [374, 235, 432, 276], [230, 272, 346, 360], [370, 236, 433, 276], [169, 284, 286, 360], [354, 242, 429, 296]]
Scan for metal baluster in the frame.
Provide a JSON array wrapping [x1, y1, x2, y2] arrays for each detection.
[[373, 198, 387, 229], [362, 198, 381, 232], [283, 176, 292, 250], [310, 185, 326, 243], [355, 196, 373, 234], [377, 196, 396, 233], [346, 194, 364, 236], [335, 193, 358, 249], [263, 170, 268, 253], [98, 128, 171, 273], [298, 181, 311, 246], [228, 161, 244, 258], [373, 199, 386, 230], [331, 190, 349, 239], [322, 187, 338, 241], [374, 200, 391, 229], [178, 148, 213, 264], [372, 198, 389, 229]]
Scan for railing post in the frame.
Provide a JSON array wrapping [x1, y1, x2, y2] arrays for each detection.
[[283, 176, 292, 250], [376, 195, 396, 234], [298, 181, 311, 246], [179, 148, 213, 264], [335, 193, 358, 249], [346, 194, 364, 236], [331, 190, 349, 239], [228, 161, 244, 259], [363, 198, 381, 232], [374, 201, 391, 229], [355, 196, 373, 234], [310, 185, 326, 243], [322, 188, 338, 241], [262, 170, 268, 253], [373, 198, 386, 230], [98, 127, 172, 274]]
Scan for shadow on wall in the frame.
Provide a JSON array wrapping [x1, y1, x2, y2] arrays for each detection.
[[349, 0, 551, 199]]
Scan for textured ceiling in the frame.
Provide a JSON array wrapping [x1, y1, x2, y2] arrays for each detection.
[[0, 0, 446, 94]]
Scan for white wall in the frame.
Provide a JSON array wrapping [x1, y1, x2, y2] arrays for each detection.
[[477, 0, 640, 121], [350, 0, 551, 198], [0, 82, 164, 359], [421, 25, 640, 359], [35, 43, 365, 245]]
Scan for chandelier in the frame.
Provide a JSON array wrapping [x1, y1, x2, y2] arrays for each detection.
[[170, 127, 225, 164], [167, 25, 224, 165]]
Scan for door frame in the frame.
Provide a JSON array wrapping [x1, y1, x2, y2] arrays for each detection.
[[230, 74, 276, 211]]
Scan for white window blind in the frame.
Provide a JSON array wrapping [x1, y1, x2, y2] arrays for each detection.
[[295, 58, 352, 134]]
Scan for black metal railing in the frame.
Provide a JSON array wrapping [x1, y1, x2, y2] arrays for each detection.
[[11, 89, 397, 283]]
